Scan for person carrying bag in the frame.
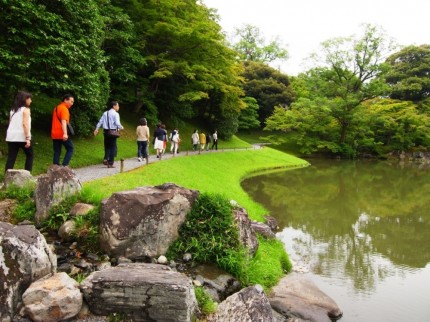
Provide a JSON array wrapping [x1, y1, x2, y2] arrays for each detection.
[[94, 101, 124, 168]]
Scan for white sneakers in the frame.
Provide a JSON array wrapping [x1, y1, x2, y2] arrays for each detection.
[[138, 157, 142, 162]]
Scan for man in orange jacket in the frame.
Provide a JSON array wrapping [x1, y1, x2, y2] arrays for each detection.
[[51, 94, 74, 166]]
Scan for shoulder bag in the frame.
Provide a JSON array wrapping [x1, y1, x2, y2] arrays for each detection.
[[56, 107, 74, 136], [107, 110, 120, 137]]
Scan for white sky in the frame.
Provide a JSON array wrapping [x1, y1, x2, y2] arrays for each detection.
[[203, 0, 430, 75]]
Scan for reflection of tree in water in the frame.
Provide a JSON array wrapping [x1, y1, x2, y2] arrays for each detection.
[[242, 160, 430, 291]]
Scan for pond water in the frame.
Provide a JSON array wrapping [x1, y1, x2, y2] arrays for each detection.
[[241, 159, 430, 322]]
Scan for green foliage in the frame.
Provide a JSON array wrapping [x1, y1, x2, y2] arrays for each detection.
[[117, 0, 244, 126], [247, 237, 292, 289], [42, 195, 79, 231], [71, 207, 100, 252], [385, 44, 430, 102], [0, 0, 109, 134], [194, 286, 218, 315], [242, 61, 295, 125], [0, 185, 36, 223], [232, 24, 288, 63], [168, 193, 248, 280], [238, 97, 260, 130]]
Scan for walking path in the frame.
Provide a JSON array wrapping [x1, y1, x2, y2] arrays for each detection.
[[73, 145, 263, 183]]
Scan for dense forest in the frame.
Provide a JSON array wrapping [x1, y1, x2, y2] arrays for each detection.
[[1, 0, 429, 157]]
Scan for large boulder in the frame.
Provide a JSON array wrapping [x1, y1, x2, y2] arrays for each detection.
[[0, 222, 57, 322], [99, 183, 199, 259], [268, 273, 343, 322], [4, 169, 36, 189], [34, 165, 82, 226], [208, 285, 274, 322], [22, 272, 82, 322], [233, 207, 259, 256], [80, 263, 197, 322]]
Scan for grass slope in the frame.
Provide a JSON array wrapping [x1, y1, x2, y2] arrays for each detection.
[[83, 147, 308, 221]]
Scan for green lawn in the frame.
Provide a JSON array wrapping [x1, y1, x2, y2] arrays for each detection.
[[83, 147, 308, 221], [0, 116, 252, 177]]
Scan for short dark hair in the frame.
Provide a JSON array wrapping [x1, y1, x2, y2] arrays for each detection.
[[139, 118, 147, 125], [109, 101, 119, 109], [62, 94, 73, 102]]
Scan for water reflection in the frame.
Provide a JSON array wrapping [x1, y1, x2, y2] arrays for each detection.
[[241, 159, 430, 320]]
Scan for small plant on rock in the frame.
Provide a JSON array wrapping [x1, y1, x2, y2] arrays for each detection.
[[168, 193, 248, 283]]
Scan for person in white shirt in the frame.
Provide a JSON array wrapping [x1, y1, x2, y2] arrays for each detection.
[[5, 91, 33, 173], [136, 118, 150, 162], [211, 130, 218, 150], [94, 101, 124, 168]]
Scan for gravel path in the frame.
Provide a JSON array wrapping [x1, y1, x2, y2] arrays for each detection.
[[73, 145, 262, 183]]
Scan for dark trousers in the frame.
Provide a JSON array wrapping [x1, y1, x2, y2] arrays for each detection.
[[53, 139, 74, 166], [104, 131, 118, 165], [212, 140, 218, 150], [137, 141, 148, 158], [5, 141, 34, 172]]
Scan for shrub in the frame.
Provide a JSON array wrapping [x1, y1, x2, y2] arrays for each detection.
[[167, 193, 248, 281]]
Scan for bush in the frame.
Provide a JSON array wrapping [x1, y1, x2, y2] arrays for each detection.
[[167, 193, 248, 281]]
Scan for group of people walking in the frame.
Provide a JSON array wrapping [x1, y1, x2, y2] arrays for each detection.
[[191, 129, 218, 151], [4, 91, 124, 173], [4, 91, 219, 174]]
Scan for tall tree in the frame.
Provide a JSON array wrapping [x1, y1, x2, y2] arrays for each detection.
[[266, 25, 399, 156], [232, 24, 288, 63], [116, 0, 244, 131], [242, 61, 295, 125], [238, 97, 260, 130], [385, 44, 430, 102], [0, 0, 110, 134]]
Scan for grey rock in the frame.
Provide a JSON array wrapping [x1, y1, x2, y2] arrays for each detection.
[[22, 272, 82, 322], [233, 207, 259, 256], [99, 183, 199, 259], [58, 220, 76, 241], [264, 215, 279, 231], [80, 263, 197, 322], [251, 221, 276, 239], [0, 222, 56, 321], [4, 170, 36, 189], [34, 165, 82, 226], [69, 203, 95, 216], [208, 285, 273, 322], [268, 273, 342, 322]]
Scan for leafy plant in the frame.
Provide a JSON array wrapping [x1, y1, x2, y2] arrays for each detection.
[[194, 286, 218, 315], [168, 193, 248, 281], [71, 207, 100, 252], [1, 185, 36, 223], [42, 195, 79, 230]]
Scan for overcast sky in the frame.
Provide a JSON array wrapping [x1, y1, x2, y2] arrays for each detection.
[[203, 0, 430, 75]]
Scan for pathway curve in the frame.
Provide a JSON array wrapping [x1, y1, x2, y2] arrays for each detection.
[[73, 145, 263, 183]]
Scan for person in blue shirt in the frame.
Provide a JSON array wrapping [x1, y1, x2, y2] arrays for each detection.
[[93, 101, 124, 168]]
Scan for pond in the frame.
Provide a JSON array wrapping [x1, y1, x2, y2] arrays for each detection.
[[241, 159, 430, 322]]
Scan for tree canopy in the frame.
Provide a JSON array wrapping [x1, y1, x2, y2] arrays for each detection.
[[385, 44, 430, 102], [232, 24, 288, 64]]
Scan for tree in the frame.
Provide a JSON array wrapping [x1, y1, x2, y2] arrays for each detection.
[[116, 0, 244, 131], [232, 24, 288, 63], [385, 44, 430, 102], [0, 0, 110, 135], [238, 97, 260, 130], [242, 61, 295, 125], [266, 25, 399, 156]]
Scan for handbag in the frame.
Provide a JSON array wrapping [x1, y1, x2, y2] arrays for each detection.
[[107, 129, 120, 137], [106, 110, 120, 137], [67, 123, 75, 136]]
